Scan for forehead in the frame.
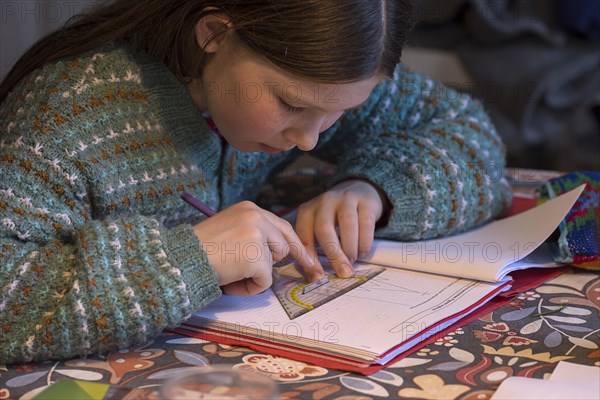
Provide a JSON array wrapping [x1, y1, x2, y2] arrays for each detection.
[[232, 48, 382, 110]]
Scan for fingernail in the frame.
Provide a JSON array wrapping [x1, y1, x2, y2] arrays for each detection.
[[340, 264, 354, 278], [348, 256, 356, 264], [358, 251, 367, 259], [308, 271, 324, 282], [306, 253, 315, 266]]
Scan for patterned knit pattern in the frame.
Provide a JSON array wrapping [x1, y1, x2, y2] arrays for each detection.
[[0, 42, 511, 364], [538, 172, 600, 269]]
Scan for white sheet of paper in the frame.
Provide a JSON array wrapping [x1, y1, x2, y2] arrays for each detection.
[[490, 377, 599, 400], [193, 263, 507, 362], [491, 362, 600, 400], [549, 361, 600, 383], [361, 185, 584, 282]]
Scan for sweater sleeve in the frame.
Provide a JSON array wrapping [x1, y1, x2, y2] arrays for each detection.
[[0, 147, 220, 364], [0, 48, 221, 364], [312, 65, 512, 240]]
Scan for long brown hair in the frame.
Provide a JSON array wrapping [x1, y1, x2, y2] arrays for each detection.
[[0, 0, 413, 104]]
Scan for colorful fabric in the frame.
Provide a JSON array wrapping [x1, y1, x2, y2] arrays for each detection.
[[538, 172, 600, 269], [3, 270, 598, 399], [0, 42, 511, 364]]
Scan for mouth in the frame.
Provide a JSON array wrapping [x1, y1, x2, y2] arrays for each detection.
[[260, 143, 287, 154]]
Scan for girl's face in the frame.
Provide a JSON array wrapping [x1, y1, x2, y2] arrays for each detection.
[[187, 36, 382, 154]]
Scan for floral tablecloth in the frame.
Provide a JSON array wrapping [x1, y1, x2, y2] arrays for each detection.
[[1, 270, 598, 400], [1, 168, 599, 399]]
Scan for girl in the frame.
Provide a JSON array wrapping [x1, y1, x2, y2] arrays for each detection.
[[0, 0, 511, 364]]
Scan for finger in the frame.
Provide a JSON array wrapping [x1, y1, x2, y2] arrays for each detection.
[[357, 202, 378, 259], [294, 206, 325, 281], [222, 281, 251, 296], [247, 270, 273, 295], [222, 273, 272, 296], [223, 279, 268, 296], [266, 236, 289, 264], [337, 201, 359, 263], [279, 225, 316, 270], [267, 213, 325, 281], [313, 209, 354, 278]]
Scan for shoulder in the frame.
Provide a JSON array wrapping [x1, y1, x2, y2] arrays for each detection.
[[370, 64, 444, 105], [1, 42, 165, 143], [4, 42, 141, 99], [1, 42, 166, 118], [0, 42, 178, 178]]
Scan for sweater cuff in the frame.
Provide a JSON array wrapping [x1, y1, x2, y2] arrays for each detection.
[[163, 224, 221, 312], [331, 160, 426, 240]]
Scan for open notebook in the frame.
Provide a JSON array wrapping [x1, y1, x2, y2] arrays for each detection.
[[175, 185, 584, 373]]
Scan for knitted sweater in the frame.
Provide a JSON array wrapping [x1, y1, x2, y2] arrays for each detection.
[[0, 43, 511, 364]]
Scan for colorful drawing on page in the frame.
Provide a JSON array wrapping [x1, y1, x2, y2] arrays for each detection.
[[272, 258, 385, 319]]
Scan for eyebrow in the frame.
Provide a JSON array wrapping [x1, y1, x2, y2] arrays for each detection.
[[285, 96, 369, 113]]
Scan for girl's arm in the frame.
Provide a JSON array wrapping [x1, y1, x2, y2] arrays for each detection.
[[312, 64, 512, 240], [0, 150, 221, 364]]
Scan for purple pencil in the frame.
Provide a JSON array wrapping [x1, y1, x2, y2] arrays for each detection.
[[181, 192, 216, 217]]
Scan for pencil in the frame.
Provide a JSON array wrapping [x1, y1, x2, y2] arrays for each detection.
[[181, 192, 216, 217]]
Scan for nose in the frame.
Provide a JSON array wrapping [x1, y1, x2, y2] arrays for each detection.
[[283, 124, 321, 152], [289, 131, 319, 151], [284, 114, 340, 152]]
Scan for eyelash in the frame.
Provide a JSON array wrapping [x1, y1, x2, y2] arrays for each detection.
[[278, 98, 303, 113]]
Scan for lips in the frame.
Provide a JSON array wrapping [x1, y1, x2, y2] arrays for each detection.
[[260, 143, 286, 154]]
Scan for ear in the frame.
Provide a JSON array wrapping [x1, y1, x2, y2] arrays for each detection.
[[194, 13, 234, 53]]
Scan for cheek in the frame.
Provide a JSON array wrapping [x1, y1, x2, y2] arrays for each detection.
[[212, 96, 284, 140], [321, 112, 344, 132], [239, 100, 282, 134]]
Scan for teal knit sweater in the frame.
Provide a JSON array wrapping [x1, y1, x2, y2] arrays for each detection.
[[0, 43, 511, 364]]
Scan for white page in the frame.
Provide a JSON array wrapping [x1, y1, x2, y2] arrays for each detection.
[[490, 376, 599, 400], [549, 361, 600, 384], [192, 263, 506, 361], [361, 185, 584, 282]]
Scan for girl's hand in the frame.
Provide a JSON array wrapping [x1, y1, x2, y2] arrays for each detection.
[[193, 201, 317, 296], [295, 179, 387, 278]]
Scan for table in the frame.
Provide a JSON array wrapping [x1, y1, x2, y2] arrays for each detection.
[[1, 169, 598, 399]]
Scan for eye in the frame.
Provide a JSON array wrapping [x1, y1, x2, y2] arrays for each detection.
[[278, 97, 303, 113]]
